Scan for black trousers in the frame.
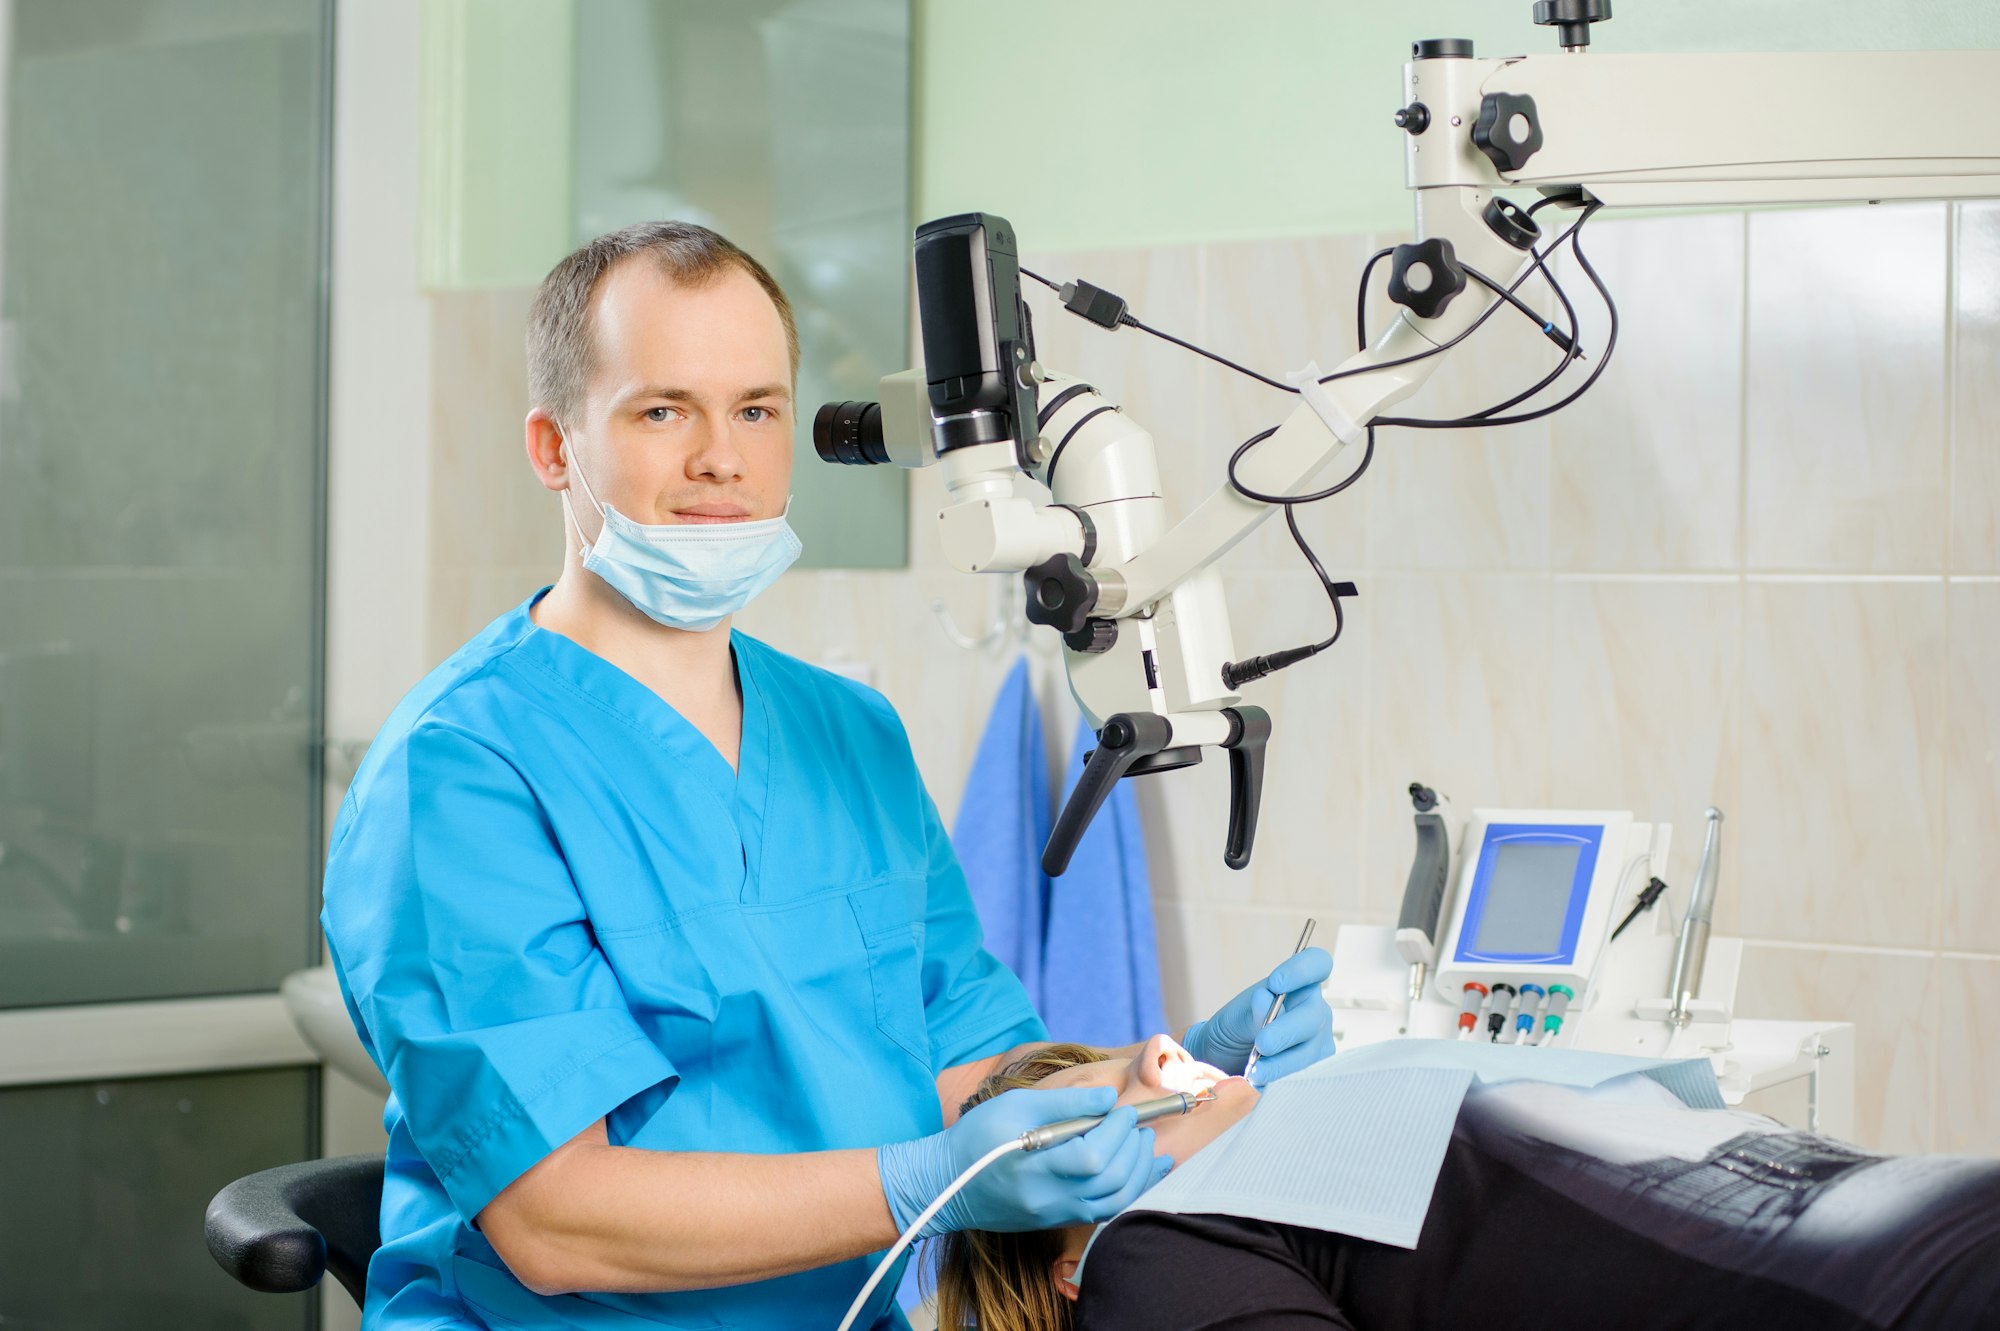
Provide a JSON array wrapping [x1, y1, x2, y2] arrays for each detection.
[[1075, 1121, 2000, 1331]]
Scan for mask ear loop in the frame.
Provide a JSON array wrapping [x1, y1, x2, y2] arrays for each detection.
[[557, 422, 607, 553]]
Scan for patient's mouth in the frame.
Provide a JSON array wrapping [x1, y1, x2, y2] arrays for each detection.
[[1158, 1059, 1231, 1097]]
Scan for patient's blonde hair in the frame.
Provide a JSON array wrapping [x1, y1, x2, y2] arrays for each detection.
[[928, 1044, 1114, 1331]]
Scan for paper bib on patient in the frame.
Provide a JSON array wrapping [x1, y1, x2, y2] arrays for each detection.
[[1117, 1040, 1723, 1251]]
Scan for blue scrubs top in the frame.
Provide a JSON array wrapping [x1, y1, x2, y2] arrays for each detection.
[[321, 592, 1046, 1330]]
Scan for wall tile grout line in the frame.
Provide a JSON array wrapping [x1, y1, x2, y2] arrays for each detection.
[[1737, 210, 1753, 580], [1936, 207, 1958, 1051], [1743, 573, 1946, 584], [1945, 202, 1961, 575], [1734, 211, 1752, 949], [1740, 937, 1940, 960]]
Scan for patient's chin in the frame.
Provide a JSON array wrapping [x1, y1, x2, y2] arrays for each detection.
[[1210, 1075, 1259, 1106]]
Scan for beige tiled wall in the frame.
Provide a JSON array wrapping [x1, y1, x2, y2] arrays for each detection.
[[421, 203, 1999, 1156]]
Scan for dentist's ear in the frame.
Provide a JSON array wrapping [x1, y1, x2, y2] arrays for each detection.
[[525, 407, 570, 492], [1052, 1258, 1082, 1303]]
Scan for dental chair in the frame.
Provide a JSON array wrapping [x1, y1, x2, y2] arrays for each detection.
[[205, 1154, 383, 1306]]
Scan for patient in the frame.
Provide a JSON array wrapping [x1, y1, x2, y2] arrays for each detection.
[[929, 1037, 2000, 1331]]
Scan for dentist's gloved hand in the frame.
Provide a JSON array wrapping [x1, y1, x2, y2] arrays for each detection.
[[1182, 946, 1335, 1086], [877, 1087, 1170, 1237]]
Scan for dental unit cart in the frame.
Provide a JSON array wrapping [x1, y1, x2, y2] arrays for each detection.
[[1330, 795, 1854, 1138]]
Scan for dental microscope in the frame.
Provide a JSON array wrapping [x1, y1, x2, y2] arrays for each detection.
[[815, 2, 2000, 878]]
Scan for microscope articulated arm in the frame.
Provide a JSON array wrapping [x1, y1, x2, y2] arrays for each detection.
[[1095, 45, 2000, 618], [1102, 184, 1539, 617], [820, 38, 2000, 873]]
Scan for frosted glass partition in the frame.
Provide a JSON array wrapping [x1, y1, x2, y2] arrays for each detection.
[[0, 1067, 316, 1328], [0, 0, 329, 1007], [572, 0, 912, 569]]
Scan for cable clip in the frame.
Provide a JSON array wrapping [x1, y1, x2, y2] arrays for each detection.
[[1285, 362, 1368, 446]]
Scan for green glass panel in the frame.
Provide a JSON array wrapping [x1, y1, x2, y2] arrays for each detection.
[[572, 0, 912, 569], [0, 1066, 317, 1329], [0, 0, 329, 1006]]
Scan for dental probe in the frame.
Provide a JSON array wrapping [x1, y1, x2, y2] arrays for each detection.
[[836, 1090, 1213, 1331], [1021, 1090, 1211, 1151], [1241, 917, 1318, 1083]]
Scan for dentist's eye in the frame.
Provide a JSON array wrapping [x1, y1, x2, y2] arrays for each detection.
[[741, 405, 773, 423], [644, 406, 678, 423]]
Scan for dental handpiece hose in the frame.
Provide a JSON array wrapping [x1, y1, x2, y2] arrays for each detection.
[[1241, 918, 1317, 1084], [1667, 807, 1724, 1029], [836, 1093, 1206, 1331]]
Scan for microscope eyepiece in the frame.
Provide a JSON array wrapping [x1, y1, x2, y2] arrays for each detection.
[[813, 399, 890, 466]]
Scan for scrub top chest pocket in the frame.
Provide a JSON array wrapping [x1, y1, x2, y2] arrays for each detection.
[[849, 875, 931, 1066]]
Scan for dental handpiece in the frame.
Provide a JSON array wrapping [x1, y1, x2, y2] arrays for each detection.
[[1019, 1091, 1207, 1152]]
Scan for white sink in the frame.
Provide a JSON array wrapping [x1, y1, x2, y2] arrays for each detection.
[[281, 965, 390, 1096]]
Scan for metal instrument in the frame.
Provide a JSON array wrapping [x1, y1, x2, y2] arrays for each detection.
[[1241, 918, 1317, 1083], [1667, 807, 1724, 1028], [1020, 1090, 1210, 1152]]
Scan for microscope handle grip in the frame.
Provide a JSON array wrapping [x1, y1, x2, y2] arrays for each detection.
[[1042, 712, 1173, 876], [1222, 706, 1272, 870]]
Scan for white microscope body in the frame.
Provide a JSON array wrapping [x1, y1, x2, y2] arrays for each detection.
[[815, 9, 1999, 1133], [833, 28, 2000, 877]]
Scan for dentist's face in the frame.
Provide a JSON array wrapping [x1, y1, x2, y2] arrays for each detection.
[[564, 260, 794, 533]]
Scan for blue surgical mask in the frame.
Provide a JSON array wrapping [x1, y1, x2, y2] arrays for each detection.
[[561, 435, 802, 632]]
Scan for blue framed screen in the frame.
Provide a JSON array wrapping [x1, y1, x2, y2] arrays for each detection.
[[1453, 824, 1604, 965]]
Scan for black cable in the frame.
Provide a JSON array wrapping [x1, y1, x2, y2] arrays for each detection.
[[1317, 205, 1599, 392], [1284, 503, 1349, 655], [1024, 212, 1617, 691], [1226, 425, 1375, 507], [1354, 248, 1394, 353], [1120, 313, 1298, 393], [1379, 205, 1601, 425], [1025, 263, 1298, 393], [1221, 206, 1605, 687], [1464, 227, 1589, 418], [1217, 428, 1372, 689], [1374, 205, 1618, 429], [1336, 202, 1604, 429]]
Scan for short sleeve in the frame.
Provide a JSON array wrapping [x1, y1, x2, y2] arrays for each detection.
[[913, 786, 1049, 1070], [321, 722, 677, 1220]]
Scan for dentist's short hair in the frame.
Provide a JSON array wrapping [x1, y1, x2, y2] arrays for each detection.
[[527, 220, 800, 422]]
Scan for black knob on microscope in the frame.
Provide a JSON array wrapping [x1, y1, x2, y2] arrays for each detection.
[[1482, 196, 1541, 251], [1393, 102, 1430, 135], [1532, 0, 1612, 50], [1022, 554, 1100, 635], [1386, 238, 1468, 322], [1063, 619, 1119, 655], [1471, 92, 1545, 175]]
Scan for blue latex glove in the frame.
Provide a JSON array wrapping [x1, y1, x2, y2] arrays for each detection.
[[877, 1086, 1170, 1237], [1182, 946, 1335, 1086]]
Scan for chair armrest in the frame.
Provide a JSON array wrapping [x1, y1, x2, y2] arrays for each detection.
[[205, 1154, 385, 1302]]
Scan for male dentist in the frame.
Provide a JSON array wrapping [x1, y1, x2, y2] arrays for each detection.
[[321, 220, 1335, 1330]]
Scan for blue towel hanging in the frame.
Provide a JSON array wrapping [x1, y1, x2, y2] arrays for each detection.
[[947, 655, 1052, 1009], [915, 657, 1052, 1314], [1040, 716, 1168, 1047]]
